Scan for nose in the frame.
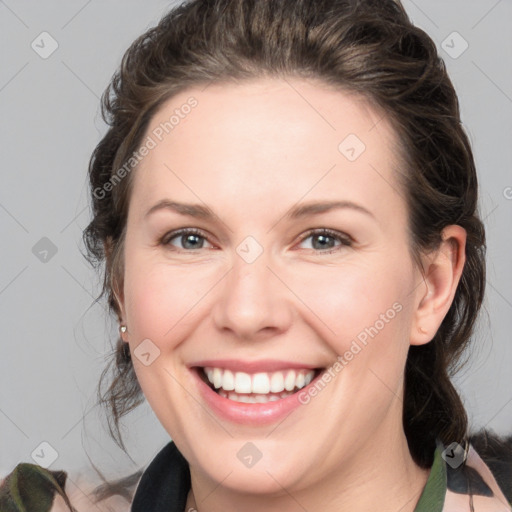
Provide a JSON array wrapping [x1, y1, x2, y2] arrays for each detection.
[[212, 250, 293, 340]]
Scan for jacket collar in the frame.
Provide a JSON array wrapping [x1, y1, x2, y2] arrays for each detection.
[[131, 441, 190, 512]]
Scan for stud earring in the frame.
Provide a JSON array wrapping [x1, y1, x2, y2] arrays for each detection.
[[120, 325, 127, 333]]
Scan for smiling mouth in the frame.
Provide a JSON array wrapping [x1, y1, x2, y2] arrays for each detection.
[[196, 366, 323, 403]]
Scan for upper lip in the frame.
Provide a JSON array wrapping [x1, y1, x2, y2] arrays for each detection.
[[189, 359, 321, 373]]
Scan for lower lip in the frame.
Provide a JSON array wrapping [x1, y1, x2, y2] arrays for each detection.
[[191, 368, 323, 425]]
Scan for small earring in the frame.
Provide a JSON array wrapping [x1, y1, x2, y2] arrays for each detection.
[[120, 325, 127, 333]]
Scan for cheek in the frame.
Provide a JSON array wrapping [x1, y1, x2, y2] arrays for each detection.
[[123, 254, 217, 347], [122, 256, 218, 428], [294, 263, 414, 421], [286, 256, 416, 393], [294, 261, 412, 340]]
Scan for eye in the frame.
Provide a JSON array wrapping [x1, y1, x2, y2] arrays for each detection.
[[297, 229, 352, 253], [161, 228, 214, 251], [159, 228, 351, 253]]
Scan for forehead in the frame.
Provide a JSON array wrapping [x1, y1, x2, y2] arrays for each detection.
[[129, 77, 405, 223]]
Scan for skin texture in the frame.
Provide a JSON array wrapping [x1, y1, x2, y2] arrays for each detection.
[[116, 78, 466, 512]]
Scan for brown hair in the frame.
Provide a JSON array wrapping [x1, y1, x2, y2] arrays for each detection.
[[83, 0, 485, 477]]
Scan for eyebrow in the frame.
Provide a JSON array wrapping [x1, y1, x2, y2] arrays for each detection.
[[145, 200, 214, 219], [284, 200, 375, 220], [144, 199, 374, 221]]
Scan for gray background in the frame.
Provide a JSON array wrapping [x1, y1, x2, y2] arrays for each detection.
[[1, 0, 511, 483]]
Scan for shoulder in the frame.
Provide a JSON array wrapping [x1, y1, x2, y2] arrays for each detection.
[[443, 430, 512, 511], [469, 430, 512, 504], [0, 463, 139, 512]]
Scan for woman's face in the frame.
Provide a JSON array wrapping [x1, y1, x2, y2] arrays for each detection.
[[120, 78, 427, 493]]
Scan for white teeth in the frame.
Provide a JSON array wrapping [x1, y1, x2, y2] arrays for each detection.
[[213, 368, 222, 389], [284, 370, 296, 391], [218, 389, 296, 403], [206, 368, 235, 390], [234, 372, 252, 394], [270, 372, 284, 392], [223, 369, 235, 391], [203, 367, 316, 395], [252, 373, 270, 394]]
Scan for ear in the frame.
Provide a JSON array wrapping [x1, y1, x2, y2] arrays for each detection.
[[410, 225, 466, 346], [104, 237, 128, 341]]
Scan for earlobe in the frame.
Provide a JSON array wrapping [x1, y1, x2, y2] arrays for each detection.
[[410, 225, 466, 346], [119, 324, 129, 342], [104, 237, 128, 339], [114, 287, 128, 342], [116, 290, 129, 342]]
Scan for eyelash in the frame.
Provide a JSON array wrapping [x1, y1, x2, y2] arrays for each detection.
[[160, 228, 353, 255], [298, 228, 353, 254]]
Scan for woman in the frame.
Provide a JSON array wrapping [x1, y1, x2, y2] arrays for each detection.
[[1, 0, 510, 510]]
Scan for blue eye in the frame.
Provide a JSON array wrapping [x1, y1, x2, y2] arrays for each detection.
[[298, 229, 352, 253], [160, 228, 352, 254], [162, 229, 213, 250]]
